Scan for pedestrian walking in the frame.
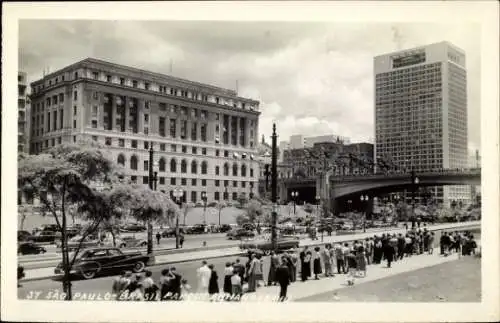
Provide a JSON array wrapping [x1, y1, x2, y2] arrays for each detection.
[[208, 264, 219, 297], [355, 245, 367, 277], [373, 237, 383, 264], [196, 260, 211, 294], [179, 234, 185, 248], [268, 251, 280, 286], [156, 232, 161, 245], [313, 247, 322, 280], [276, 257, 291, 302], [223, 262, 234, 298]]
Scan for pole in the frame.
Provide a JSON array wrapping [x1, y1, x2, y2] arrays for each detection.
[[203, 194, 207, 225], [147, 145, 154, 255], [411, 170, 416, 229], [175, 197, 180, 249], [271, 123, 278, 252]]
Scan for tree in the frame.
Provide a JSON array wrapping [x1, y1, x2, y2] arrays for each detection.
[[246, 200, 263, 224], [182, 202, 195, 226], [346, 212, 364, 230], [237, 193, 248, 207], [18, 143, 120, 300]]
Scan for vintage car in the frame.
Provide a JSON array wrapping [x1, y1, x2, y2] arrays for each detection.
[[239, 236, 300, 255], [56, 235, 102, 251], [30, 230, 59, 243], [106, 236, 147, 248], [18, 242, 47, 255], [54, 247, 152, 279], [18, 230, 33, 242], [226, 228, 255, 240], [120, 223, 147, 233]]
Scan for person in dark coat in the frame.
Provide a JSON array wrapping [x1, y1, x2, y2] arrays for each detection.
[[223, 262, 234, 297], [208, 264, 219, 296], [373, 236, 383, 264], [156, 232, 161, 245], [312, 246, 322, 280], [397, 233, 406, 260], [299, 246, 311, 282], [168, 267, 182, 300], [275, 257, 291, 301], [232, 258, 245, 281], [268, 251, 280, 286], [383, 240, 395, 268]]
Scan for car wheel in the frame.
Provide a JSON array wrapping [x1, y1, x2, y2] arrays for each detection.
[[264, 250, 271, 256], [80, 264, 100, 280], [120, 243, 126, 248], [132, 261, 145, 273]]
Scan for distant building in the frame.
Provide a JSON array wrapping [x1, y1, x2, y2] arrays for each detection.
[[18, 71, 29, 153], [374, 41, 470, 206]]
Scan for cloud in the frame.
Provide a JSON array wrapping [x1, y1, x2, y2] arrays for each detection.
[[19, 20, 481, 153]]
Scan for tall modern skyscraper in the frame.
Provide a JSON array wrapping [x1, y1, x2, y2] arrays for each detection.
[[374, 41, 470, 206]]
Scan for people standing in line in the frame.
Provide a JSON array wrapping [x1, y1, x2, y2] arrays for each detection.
[[404, 234, 413, 257], [208, 264, 219, 298], [268, 251, 280, 286], [440, 231, 447, 255], [276, 257, 291, 302], [345, 250, 357, 285], [373, 237, 383, 264], [159, 268, 175, 300], [334, 243, 345, 274], [322, 244, 334, 277], [156, 232, 161, 245], [428, 232, 435, 254], [231, 269, 243, 300], [364, 238, 373, 265], [223, 262, 234, 298], [232, 258, 245, 281], [389, 234, 398, 262], [355, 245, 367, 277], [196, 260, 211, 294], [312, 246, 322, 280], [423, 230, 430, 253], [300, 246, 311, 282]]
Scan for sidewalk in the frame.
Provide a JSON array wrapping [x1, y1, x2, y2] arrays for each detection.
[[21, 221, 480, 282], [253, 251, 477, 301]]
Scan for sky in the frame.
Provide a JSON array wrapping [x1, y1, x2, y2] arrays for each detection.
[[19, 20, 481, 154]]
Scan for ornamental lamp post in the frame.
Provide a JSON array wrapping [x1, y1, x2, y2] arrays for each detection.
[[315, 195, 323, 242], [173, 188, 184, 249], [291, 191, 299, 214], [201, 192, 208, 226], [146, 143, 157, 255], [360, 195, 369, 233]]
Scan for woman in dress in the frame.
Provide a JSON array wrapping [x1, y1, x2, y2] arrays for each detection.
[[246, 253, 259, 292], [223, 262, 234, 298], [355, 245, 367, 277], [208, 264, 219, 297], [312, 247, 322, 280]]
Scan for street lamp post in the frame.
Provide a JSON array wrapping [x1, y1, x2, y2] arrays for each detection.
[[271, 123, 279, 252], [411, 170, 419, 229], [249, 182, 254, 199], [201, 192, 208, 226], [360, 195, 369, 233], [173, 188, 184, 249], [146, 144, 155, 255], [315, 195, 322, 242], [291, 191, 299, 214]]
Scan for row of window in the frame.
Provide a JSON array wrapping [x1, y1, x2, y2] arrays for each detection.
[[154, 190, 254, 203], [131, 175, 255, 189], [118, 154, 255, 177]]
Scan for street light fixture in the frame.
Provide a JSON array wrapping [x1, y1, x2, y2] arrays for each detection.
[[173, 188, 184, 249], [201, 192, 208, 226], [291, 191, 299, 214], [360, 195, 369, 233]]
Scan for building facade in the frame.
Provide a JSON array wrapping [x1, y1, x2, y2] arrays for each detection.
[[374, 41, 470, 206], [285, 134, 350, 150], [29, 58, 261, 203], [18, 72, 30, 153]]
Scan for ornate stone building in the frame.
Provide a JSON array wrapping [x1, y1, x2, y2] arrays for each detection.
[[29, 58, 261, 203]]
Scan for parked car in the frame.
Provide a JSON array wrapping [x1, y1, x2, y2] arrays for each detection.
[[18, 230, 33, 242], [161, 227, 185, 238], [120, 223, 146, 232], [18, 242, 47, 255], [56, 235, 102, 251], [240, 236, 300, 255], [187, 224, 206, 234], [30, 231, 58, 243], [218, 224, 232, 233], [226, 228, 255, 240], [54, 247, 152, 279], [105, 236, 147, 248]]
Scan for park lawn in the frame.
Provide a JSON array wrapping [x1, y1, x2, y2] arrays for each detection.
[[298, 256, 481, 302]]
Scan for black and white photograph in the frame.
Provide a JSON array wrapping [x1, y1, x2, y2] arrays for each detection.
[[2, 2, 499, 323]]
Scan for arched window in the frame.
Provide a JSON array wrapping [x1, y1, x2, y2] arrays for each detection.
[[241, 164, 247, 177], [117, 154, 125, 166], [232, 163, 238, 176], [250, 168, 254, 177], [181, 159, 187, 173], [215, 166, 220, 175], [223, 163, 229, 176], [201, 161, 208, 175], [159, 158, 166, 172], [130, 155, 138, 170], [191, 160, 198, 174], [170, 159, 177, 172]]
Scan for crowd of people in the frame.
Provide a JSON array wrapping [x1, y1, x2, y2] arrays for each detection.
[[110, 228, 478, 302]]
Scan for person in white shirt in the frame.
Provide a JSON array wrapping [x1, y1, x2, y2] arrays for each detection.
[[196, 260, 211, 294], [231, 270, 242, 300], [141, 270, 156, 301]]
